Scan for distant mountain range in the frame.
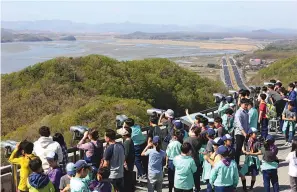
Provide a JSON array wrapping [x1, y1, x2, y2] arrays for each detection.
[[2, 20, 297, 34]]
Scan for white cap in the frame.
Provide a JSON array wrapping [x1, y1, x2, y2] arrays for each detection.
[[208, 118, 214, 123], [117, 128, 129, 136], [165, 109, 174, 118]]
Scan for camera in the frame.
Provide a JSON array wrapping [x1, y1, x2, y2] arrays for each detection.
[[147, 108, 165, 116], [1, 140, 17, 157], [70, 126, 89, 140], [213, 93, 226, 104], [116, 115, 128, 129]]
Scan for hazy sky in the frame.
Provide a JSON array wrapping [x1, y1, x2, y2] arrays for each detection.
[[2, 1, 297, 29]]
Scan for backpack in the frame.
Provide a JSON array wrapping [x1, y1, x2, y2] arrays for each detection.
[[266, 103, 277, 119], [85, 141, 103, 168]]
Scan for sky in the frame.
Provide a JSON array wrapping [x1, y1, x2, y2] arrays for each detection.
[[1, 1, 297, 29]]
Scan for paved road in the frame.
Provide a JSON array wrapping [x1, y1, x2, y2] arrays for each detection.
[[222, 57, 233, 89], [229, 58, 248, 90], [136, 132, 292, 192]]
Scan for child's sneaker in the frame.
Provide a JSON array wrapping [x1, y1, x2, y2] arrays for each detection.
[[288, 143, 292, 147], [284, 142, 289, 146]]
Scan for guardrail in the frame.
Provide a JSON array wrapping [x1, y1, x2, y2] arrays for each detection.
[[1, 106, 218, 192]]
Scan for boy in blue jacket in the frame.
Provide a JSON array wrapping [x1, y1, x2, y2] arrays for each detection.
[[209, 146, 239, 192]]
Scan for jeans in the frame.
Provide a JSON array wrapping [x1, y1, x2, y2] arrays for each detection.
[[205, 179, 213, 192], [193, 168, 200, 191], [235, 135, 245, 165], [168, 160, 175, 192], [214, 186, 234, 192], [261, 118, 269, 139], [147, 173, 163, 192], [290, 176, 297, 192], [262, 169, 279, 192], [134, 142, 148, 176], [279, 119, 284, 132], [285, 128, 295, 143], [175, 188, 193, 192], [111, 177, 124, 192]]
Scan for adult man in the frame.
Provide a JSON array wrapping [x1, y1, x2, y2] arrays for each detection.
[[234, 98, 250, 165], [267, 84, 282, 105], [183, 126, 202, 192], [147, 113, 162, 144], [33, 126, 63, 172], [103, 129, 125, 192], [284, 83, 297, 113]]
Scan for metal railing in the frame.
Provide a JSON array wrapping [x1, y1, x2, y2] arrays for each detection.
[[1, 106, 219, 192]]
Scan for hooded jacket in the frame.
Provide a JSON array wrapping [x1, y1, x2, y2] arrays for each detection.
[[33, 137, 63, 172], [27, 173, 55, 192]]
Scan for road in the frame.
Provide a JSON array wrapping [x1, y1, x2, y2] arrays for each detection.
[[136, 133, 292, 191], [221, 57, 234, 89]]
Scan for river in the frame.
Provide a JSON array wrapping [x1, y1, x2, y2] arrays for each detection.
[[1, 39, 240, 74]]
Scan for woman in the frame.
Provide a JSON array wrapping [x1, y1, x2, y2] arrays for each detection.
[[286, 140, 297, 192], [141, 136, 166, 192], [77, 128, 103, 169], [53, 133, 68, 174]]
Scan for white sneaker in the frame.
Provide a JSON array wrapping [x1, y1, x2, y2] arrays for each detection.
[[288, 143, 292, 147], [284, 142, 289, 146]]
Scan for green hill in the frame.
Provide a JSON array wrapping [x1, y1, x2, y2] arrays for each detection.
[[249, 56, 297, 85], [1, 55, 225, 144]]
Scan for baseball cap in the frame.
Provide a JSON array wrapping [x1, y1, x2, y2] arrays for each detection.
[[46, 151, 58, 161], [207, 128, 215, 137], [66, 162, 76, 176], [173, 120, 183, 129], [217, 145, 228, 155], [212, 137, 224, 146], [248, 127, 258, 134], [265, 135, 275, 142], [222, 134, 233, 141], [165, 109, 174, 118], [117, 128, 129, 136], [208, 118, 214, 123], [74, 160, 90, 171], [153, 136, 160, 143], [229, 103, 235, 107]]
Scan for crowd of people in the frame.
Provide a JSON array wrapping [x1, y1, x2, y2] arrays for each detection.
[[8, 80, 297, 192]]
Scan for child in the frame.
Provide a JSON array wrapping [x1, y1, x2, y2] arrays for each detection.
[[173, 120, 189, 141], [202, 128, 216, 192], [27, 158, 55, 192], [166, 129, 182, 192], [261, 135, 280, 192], [222, 108, 234, 142], [200, 118, 209, 132], [204, 137, 224, 167], [141, 136, 166, 192], [173, 142, 197, 192], [9, 140, 37, 192], [70, 160, 91, 192], [214, 117, 226, 137], [283, 101, 297, 147], [208, 118, 215, 129], [89, 167, 115, 192], [53, 133, 68, 174], [241, 127, 261, 192], [222, 134, 235, 159], [258, 93, 269, 140], [286, 140, 297, 192], [248, 101, 258, 131], [46, 152, 63, 192], [59, 162, 76, 192], [209, 146, 239, 192]]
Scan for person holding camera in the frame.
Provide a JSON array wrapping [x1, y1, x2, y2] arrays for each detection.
[[77, 128, 104, 170], [9, 140, 37, 192]]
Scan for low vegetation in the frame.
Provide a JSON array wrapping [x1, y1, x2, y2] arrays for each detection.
[[1, 55, 225, 145], [249, 56, 297, 85]]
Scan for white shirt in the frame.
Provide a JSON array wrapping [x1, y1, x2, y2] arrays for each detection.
[[285, 151, 297, 177]]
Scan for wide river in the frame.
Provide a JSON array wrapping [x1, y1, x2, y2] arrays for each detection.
[[1, 39, 240, 74]]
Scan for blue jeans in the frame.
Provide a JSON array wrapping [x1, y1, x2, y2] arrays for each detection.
[[285, 128, 295, 143], [214, 186, 234, 192], [205, 180, 213, 192], [262, 169, 279, 192], [168, 160, 175, 192], [261, 118, 269, 139], [134, 142, 148, 176]]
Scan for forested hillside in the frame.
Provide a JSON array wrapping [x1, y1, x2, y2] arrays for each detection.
[[249, 56, 297, 85], [1, 55, 225, 144]]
